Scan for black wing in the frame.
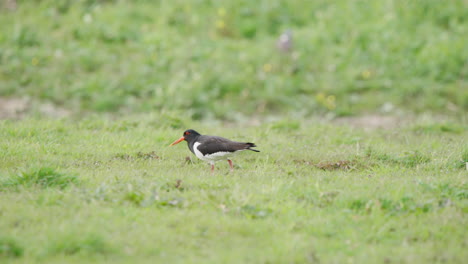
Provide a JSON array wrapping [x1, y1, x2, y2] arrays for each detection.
[[197, 136, 259, 155]]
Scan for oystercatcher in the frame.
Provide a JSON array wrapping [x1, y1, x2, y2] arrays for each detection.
[[170, 129, 260, 172]]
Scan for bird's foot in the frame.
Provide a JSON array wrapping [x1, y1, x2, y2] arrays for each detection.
[[227, 159, 234, 172]]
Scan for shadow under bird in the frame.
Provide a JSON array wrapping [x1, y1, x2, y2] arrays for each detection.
[[170, 129, 260, 172]]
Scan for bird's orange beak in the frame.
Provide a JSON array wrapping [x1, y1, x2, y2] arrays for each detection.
[[170, 136, 185, 146]]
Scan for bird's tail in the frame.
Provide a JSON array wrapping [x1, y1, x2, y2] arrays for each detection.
[[246, 143, 260, 152]]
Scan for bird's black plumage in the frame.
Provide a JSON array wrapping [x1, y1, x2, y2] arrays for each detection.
[[181, 129, 259, 155]]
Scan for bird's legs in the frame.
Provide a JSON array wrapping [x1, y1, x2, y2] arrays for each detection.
[[227, 159, 234, 172], [210, 163, 215, 173]]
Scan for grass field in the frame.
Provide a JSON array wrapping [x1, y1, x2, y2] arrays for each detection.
[[1, 116, 467, 263], [1, 0, 468, 263], [0, 0, 467, 118]]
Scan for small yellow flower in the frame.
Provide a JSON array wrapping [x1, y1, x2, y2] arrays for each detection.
[[263, 63, 272, 73], [31, 58, 39, 66], [326, 95, 336, 110], [218, 8, 226, 17], [316, 92, 336, 110], [316, 92, 326, 101], [361, 70, 371, 79], [215, 20, 225, 30]]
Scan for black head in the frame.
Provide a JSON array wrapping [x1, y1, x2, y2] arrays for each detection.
[[181, 129, 201, 142], [170, 129, 201, 146]]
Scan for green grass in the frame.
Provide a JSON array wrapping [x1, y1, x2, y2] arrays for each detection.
[[0, 0, 467, 118], [0, 237, 23, 259], [2, 167, 78, 189], [0, 116, 467, 263], [1, 1, 467, 263]]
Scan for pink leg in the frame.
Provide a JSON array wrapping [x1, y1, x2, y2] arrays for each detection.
[[211, 164, 215, 173], [227, 159, 234, 171]]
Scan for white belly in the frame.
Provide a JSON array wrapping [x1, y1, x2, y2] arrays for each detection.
[[193, 142, 239, 164]]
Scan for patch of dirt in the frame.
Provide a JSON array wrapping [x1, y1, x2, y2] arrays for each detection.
[[296, 159, 371, 171], [0, 97, 70, 119], [0, 97, 28, 119], [174, 179, 183, 190], [1, 0, 17, 10], [136, 151, 159, 160], [38, 102, 71, 118], [315, 160, 353, 170], [112, 151, 160, 161]]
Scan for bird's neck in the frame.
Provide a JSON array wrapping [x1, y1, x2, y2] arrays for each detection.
[[187, 136, 200, 154]]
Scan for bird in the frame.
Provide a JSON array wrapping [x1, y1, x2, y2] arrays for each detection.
[[170, 129, 260, 172]]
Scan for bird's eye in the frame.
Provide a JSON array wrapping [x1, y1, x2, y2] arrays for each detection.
[[185, 131, 190, 135]]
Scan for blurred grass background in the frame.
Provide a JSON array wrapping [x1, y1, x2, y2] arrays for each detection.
[[0, 0, 467, 120]]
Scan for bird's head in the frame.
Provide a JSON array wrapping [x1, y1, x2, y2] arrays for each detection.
[[169, 129, 201, 146]]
